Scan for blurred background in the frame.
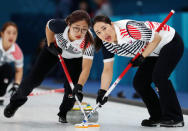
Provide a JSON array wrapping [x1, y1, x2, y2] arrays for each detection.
[[0, 0, 188, 109]]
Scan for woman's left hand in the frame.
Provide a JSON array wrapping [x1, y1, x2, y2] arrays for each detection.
[[129, 54, 145, 67]]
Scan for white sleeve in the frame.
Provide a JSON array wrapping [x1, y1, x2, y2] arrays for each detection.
[[83, 44, 94, 59], [15, 58, 24, 68], [144, 21, 156, 42], [14, 44, 24, 68]]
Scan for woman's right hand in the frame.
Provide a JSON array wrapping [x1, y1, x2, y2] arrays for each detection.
[[48, 43, 62, 56], [96, 89, 108, 105]]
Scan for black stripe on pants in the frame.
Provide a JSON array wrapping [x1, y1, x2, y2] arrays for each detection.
[[57, 57, 82, 117], [0, 63, 14, 96], [133, 32, 184, 121]]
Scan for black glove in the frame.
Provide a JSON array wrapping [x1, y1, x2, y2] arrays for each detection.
[[73, 84, 83, 102], [8, 83, 19, 97], [96, 89, 108, 105], [49, 43, 62, 56], [129, 54, 145, 67]]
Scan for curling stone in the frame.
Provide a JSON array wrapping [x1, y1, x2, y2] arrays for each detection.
[[67, 102, 99, 124]]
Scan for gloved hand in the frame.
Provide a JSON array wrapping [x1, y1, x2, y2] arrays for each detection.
[[129, 54, 145, 67], [73, 84, 83, 102], [96, 89, 108, 105], [8, 83, 19, 97], [49, 42, 62, 56]]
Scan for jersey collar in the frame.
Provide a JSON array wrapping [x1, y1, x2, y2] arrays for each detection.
[[112, 24, 121, 45], [0, 38, 15, 53]]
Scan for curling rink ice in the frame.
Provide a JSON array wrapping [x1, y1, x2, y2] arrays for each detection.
[[0, 89, 188, 131]]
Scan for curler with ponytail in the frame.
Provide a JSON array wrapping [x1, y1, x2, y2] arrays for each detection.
[[65, 10, 94, 50]]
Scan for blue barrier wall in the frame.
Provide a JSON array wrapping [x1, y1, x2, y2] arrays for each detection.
[[110, 0, 188, 15], [1, 1, 188, 92]]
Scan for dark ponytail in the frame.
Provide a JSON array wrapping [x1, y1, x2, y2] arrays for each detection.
[[92, 15, 111, 27], [84, 30, 94, 49]]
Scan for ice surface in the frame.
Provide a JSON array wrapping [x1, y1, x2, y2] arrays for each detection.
[[0, 89, 187, 131]]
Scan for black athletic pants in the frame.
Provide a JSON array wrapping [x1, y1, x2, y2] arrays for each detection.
[[10, 45, 82, 117], [133, 32, 184, 122], [0, 63, 14, 97]]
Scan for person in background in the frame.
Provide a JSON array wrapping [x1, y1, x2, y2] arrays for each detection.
[[0, 22, 24, 105], [4, 10, 95, 124], [94, 0, 113, 16], [79, 0, 94, 18]]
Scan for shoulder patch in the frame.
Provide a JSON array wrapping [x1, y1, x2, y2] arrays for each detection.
[[11, 44, 23, 60]]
